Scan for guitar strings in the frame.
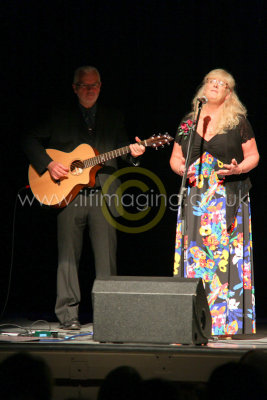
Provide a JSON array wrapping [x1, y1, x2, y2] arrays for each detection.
[[70, 145, 131, 169]]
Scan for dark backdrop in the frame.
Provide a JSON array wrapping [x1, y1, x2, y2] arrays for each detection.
[[1, 0, 266, 322]]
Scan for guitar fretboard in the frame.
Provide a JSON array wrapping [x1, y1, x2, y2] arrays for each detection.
[[83, 141, 147, 168]]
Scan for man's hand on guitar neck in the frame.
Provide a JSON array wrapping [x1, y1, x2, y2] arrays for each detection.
[[47, 161, 69, 180], [129, 136, 145, 158]]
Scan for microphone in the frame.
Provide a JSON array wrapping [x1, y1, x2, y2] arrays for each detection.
[[197, 96, 208, 104]]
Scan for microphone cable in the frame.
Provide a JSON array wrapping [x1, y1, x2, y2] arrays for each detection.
[[0, 186, 30, 322]]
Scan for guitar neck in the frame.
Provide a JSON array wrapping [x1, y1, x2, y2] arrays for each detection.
[[83, 140, 148, 168]]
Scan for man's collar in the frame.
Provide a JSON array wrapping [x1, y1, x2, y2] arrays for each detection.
[[79, 102, 97, 114]]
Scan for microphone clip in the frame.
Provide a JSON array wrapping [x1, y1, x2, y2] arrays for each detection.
[[197, 96, 208, 105]]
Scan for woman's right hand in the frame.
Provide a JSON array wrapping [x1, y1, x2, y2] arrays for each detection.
[[170, 142, 195, 178], [177, 157, 195, 178]]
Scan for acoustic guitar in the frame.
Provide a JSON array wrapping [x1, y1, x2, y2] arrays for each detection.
[[28, 133, 173, 207]]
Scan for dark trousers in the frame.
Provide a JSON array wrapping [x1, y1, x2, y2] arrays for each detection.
[[55, 190, 117, 323]]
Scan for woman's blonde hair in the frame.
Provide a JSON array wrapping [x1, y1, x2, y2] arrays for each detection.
[[189, 68, 247, 134]]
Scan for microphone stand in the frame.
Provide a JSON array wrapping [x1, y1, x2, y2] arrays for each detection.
[[178, 99, 206, 278]]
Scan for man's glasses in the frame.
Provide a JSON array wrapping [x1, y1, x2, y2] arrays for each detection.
[[75, 82, 101, 90], [206, 78, 228, 88]]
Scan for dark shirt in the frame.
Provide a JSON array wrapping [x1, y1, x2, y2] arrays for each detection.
[[80, 103, 97, 135], [79, 103, 100, 188]]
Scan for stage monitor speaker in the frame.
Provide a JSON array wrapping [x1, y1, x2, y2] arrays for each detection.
[[92, 276, 211, 345]]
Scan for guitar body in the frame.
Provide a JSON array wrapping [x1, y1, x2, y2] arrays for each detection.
[[28, 144, 101, 207]]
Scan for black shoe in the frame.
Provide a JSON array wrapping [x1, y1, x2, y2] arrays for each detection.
[[60, 319, 81, 330]]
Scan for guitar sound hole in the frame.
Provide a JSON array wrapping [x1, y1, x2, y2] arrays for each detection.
[[70, 160, 85, 176]]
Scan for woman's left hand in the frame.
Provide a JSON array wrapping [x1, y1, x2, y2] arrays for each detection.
[[217, 158, 242, 175]]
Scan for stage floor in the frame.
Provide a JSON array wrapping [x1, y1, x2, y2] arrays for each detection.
[[1, 318, 267, 400]]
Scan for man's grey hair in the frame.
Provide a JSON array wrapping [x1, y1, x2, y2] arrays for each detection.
[[73, 66, 101, 84]]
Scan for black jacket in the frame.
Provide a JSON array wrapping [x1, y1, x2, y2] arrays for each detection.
[[22, 102, 138, 213]]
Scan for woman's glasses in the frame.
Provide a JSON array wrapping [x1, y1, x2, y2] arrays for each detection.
[[206, 78, 228, 88]]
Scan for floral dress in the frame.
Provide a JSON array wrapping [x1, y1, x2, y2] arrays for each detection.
[[174, 116, 256, 335]]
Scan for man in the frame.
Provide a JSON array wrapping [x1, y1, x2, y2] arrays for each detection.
[[23, 66, 145, 329]]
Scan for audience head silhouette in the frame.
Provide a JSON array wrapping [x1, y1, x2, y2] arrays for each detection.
[[0, 352, 53, 400], [207, 360, 266, 400], [136, 378, 182, 400], [97, 365, 141, 400]]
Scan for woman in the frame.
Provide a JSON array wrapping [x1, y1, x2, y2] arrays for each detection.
[[170, 69, 259, 336]]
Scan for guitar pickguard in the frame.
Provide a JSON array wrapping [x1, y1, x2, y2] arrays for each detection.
[[70, 159, 85, 176]]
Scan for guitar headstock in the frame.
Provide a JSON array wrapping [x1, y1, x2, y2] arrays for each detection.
[[145, 133, 174, 149]]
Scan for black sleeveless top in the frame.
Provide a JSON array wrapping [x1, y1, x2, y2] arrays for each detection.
[[175, 116, 255, 230]]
